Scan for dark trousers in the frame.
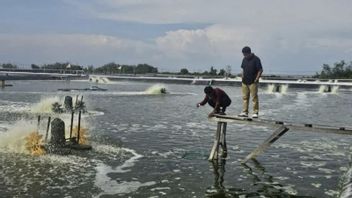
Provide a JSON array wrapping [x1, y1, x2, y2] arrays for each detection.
[[208, 97, 231, 112]]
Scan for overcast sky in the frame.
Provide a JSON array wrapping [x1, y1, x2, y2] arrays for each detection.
[[1, 0, 352, 74]]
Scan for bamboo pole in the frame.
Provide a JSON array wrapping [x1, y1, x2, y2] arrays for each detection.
[[45, 116, 51, 142], [77, 111, 81, 144], [69, 111, 74, 139], [37, 115, 41, 129]]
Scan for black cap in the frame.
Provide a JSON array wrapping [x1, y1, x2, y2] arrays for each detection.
[[242, 46, 251, 54], [204, 86, 213, 94]]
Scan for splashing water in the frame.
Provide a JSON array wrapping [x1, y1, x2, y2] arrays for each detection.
[[31, 96, 61, 113], [30, 96, 87, 114], [144, 84, 167, 95], [90, 76, 111, 84], [332, 85, 339, 94], [319, 85, 339, 94], [25, 132, 46, 156], [267, 84, 288, 94], [280, 84, 288, 93], [0, 121, 37, 154]]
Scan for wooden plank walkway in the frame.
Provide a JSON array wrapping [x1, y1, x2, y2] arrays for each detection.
[[211, 114, 352, 135], [208, 114, 352, 162]]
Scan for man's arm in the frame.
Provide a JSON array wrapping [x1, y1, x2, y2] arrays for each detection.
[[198, 95, 209, 106], [254, 58, 263, 83], [255, 69, 263, 83]]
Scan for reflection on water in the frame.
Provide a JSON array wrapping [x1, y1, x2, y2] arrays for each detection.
[[206, 159, 315, 197], [206, 159, 227, 197]]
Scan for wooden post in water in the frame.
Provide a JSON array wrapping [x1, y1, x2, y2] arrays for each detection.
[[37, 115, 41, 131], [45, 116, 51, 142], [77, 110, 81, 144], [69, 111, 74, 139], [220, 122, 227, 158], [75, 95, 79, 109], [209, 122, 227, 161], [209, 122, 221, 161]]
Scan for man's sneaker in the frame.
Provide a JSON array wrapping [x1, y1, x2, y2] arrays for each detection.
[[252, 113, 258, 118], [218, 111, 226, 115], [238, 112, 248, 117]]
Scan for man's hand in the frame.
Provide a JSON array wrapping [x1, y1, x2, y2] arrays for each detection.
[[196, 103, 201, 108]]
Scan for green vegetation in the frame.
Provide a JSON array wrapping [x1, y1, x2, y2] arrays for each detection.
[[41, 62, 83, 70], [315, 60, 352, 79], [1, 61, 233, 77], [0, 63, 17, 69], [175, 66, 233, 78], [29, 62, 83, 70], [92, 62, 158, 74]]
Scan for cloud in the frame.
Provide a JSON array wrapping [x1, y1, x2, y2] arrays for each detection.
[[67, 0, 352, 28], [0, 34, 154, 66], [2, 0, 352, 73], [154, 25, 256, 69]]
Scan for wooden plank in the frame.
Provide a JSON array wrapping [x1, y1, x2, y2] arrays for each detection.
[[242, 126, 289, 163], [211, 114, 352, 135]]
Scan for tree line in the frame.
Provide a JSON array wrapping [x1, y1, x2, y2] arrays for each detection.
[[3, 60, 352, 78], [173, 66, 233, 78], [0, 62, 158, 74], [0, 62, 232, 77], [315, 60, 352, 79], [88, 63, 158, 74]]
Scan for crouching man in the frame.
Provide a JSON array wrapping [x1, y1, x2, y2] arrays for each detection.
[[197, 86, 231, 117]]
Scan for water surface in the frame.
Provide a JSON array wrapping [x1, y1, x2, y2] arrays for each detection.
[[1, 80, 352, 197]]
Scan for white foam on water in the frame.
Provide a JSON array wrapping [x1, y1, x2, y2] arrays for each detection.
[[311, 183, 321, 188], [86, 110, 105, 116], [340, 166, 352, 198], [94, 147, 156, 197], [93, 144, 131, 160], [39, 153, 89, 166], [318, 168, 335, 174], [0, 99, 30, 112], [151, 150, 175, 158], [92, 84, 168, 96], [300, 161, 326, 168], [325, 189, 339, 196]]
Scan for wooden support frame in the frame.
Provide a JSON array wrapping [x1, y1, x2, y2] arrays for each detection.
[[242, 126, 289, 163], [208, 114, 352, 163]]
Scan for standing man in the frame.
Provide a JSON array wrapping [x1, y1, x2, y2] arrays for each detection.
[[238, 46, 263, 118]]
